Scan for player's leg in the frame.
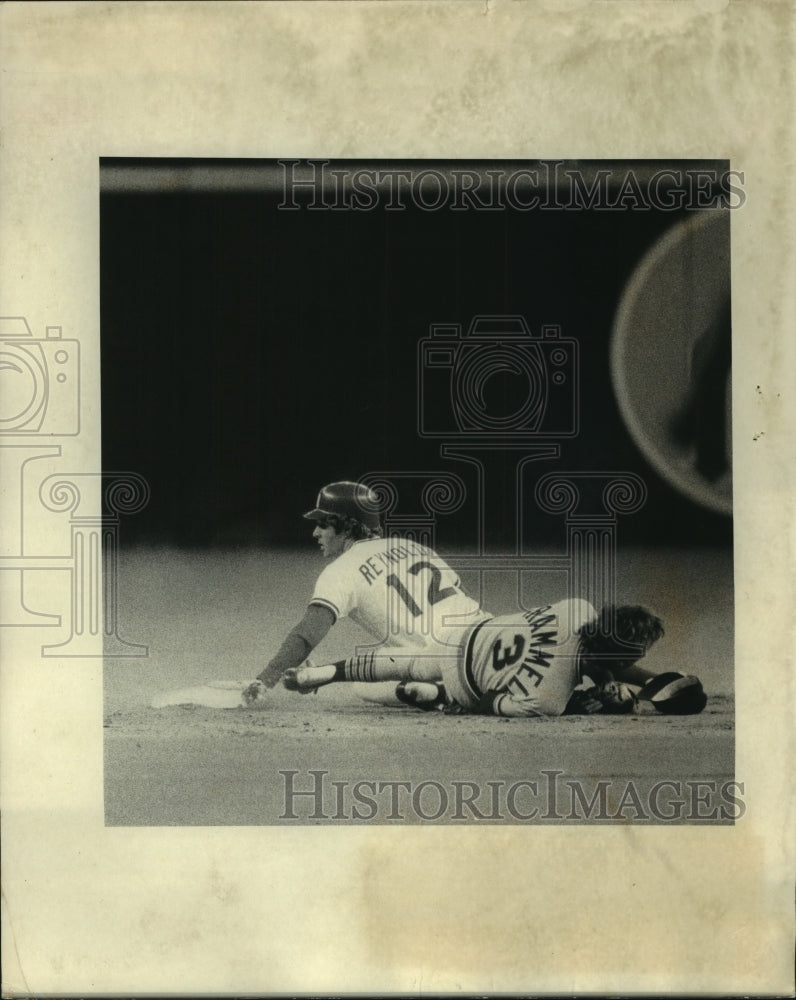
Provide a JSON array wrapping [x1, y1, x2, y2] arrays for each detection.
[[337, 647, 446, 683], [346, 639, 460, 709], [351, 681, 405, 706], [353, 680, 447, 710], [283, 648, 438, 693]]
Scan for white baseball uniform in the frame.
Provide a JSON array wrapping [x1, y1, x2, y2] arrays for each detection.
[[310, 536, 486, 651], [440, 598, 596, 716]]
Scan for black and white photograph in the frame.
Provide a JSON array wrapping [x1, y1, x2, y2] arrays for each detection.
[[1, 3, 793, 996], [101, 158, 736, 827]]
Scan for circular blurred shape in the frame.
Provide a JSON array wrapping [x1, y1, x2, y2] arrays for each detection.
[[611, 211, 732, 516]]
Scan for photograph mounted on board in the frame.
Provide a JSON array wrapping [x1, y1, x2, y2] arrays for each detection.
[[99, 158, 737, 826]]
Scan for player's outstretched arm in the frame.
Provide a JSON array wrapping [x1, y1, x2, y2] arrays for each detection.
[[248, 603, 336, 695]]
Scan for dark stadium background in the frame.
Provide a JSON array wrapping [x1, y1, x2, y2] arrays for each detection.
[[99, 159, 733, 551]]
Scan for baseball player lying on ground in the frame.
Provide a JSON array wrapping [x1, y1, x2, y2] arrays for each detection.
[[281, 600, 706, 716], [244, 480, 706, 716]]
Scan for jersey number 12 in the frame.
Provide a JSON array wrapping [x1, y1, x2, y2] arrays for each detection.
[[386, 560, 457, 618]]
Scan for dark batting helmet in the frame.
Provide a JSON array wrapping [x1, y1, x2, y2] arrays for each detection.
[[303, 481, 382, 531]]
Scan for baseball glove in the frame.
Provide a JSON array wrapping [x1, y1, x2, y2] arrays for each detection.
[[639, 672, 707, 714]]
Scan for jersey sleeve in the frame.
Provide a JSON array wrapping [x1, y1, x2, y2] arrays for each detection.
[[478, 689, 545, 718], [309, 558, 358, 622], [257, 604, 336, 687]]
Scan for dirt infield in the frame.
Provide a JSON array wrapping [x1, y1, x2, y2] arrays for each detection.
[[105, 691, 734, 826], [104, 545, 734, 826]]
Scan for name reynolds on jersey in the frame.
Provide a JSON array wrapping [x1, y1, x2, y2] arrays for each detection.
[[357, 541, 426, 585]]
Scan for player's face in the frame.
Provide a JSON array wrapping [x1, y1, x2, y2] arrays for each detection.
[[312, 520, 346, 559]]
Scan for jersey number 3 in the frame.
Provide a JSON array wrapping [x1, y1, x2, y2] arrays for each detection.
[[492, 635, 526, 671], [386, 560, 457, 618]]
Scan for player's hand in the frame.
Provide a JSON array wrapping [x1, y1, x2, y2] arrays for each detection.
[[242, 680, 268, 706], [594, 681, 639, 715], [563, 689, 605, 715]]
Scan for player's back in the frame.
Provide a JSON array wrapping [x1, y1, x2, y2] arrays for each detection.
[[311, 536, 483, 648], [442, 598, 596, 714]]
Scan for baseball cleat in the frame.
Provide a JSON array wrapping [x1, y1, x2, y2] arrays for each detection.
[[282, 660, 336, 694], [395, 681, 448, 712]]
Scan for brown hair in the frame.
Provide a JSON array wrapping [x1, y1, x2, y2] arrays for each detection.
[[578, 604, 664, 671], [320, 514, 383, 541]]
